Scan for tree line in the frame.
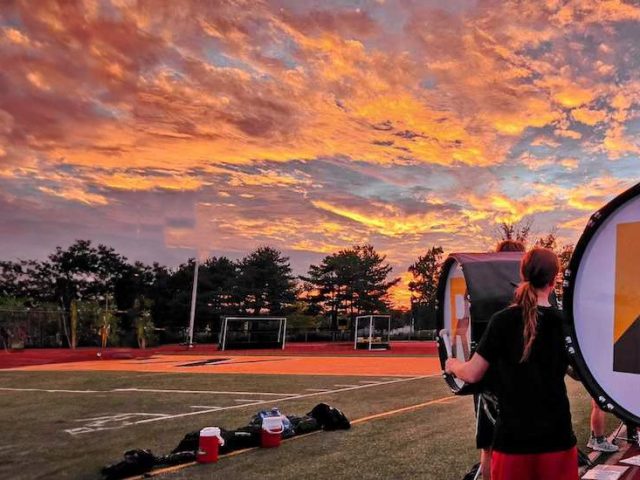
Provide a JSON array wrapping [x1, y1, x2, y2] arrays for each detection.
[[0, 220, 574, 348], [0, 241, 402, 348]]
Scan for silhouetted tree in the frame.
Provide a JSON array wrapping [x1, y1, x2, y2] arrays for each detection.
[[302, 244, 399, 330], [406, 246, 445, 331], [408, 246, 444, 306], [533, 231, 574, 304], [237, 247, 296, 315], [199, 256, 241, 336], [495, 219, 533, 246]]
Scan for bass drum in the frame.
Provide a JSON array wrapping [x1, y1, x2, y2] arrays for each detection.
[[564, 182, 640, 425], [436, 252, 523, 394]]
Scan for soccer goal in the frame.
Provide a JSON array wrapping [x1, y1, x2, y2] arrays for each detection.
[[354, 315, 391, 350], [219, 317, 287, 351]]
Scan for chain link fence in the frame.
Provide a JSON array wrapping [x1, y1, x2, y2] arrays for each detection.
[[0, 309, 66, 349], [0, 309, 436, 349]]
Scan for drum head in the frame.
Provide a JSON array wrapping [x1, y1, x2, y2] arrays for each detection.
[[564, 182, 640, 425]]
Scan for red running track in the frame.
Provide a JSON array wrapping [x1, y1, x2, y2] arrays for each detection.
[[0, 341, 437, 369]]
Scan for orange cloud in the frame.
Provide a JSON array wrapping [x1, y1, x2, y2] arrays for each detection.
[[559, 158, 579, 170], [311, 200, 466, 237], [227, 169, 311, 188], [554, 128, 582, 139], [559, 215, 589, 232], [565, 177, 633, 211], [38, 186, 108, 206], [2, 27, 30, 46], [572, 107, 608, 125], [464, 191, 558, 225], [602, 123, 640, 159], [1, 0, 639, 310], [96, 172, 204, 192], [552, 0, 640, 26]]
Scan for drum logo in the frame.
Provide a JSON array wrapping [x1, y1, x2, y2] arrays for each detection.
[[449, 277, 470, 360], [613, 221, 640, 374]]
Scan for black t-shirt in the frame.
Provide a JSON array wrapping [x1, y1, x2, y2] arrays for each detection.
[[475, 305, 576, 454]]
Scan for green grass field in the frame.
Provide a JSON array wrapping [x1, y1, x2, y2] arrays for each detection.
[[0, 368, 610, 480]]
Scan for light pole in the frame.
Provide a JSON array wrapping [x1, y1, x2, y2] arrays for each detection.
[[187, 257, 199, 348]]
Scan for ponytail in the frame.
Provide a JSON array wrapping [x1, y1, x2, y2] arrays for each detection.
[[514, 281, 539, 362], [514, 248, 560, 362]]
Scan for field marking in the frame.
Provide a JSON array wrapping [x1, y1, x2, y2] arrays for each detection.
[[333, 384, 359, 388], [350, 396, 458, 424], [0, 387, 101, 394], [0, 386, 298, 396], [122, 392, 459, 480], [305, 388, 331, 392], [127, 462, 198, 479], [112, 388, 298, 396], [65, 413, 172, 435], [66, 374, 439, 435], [77, 413, 170, 422], [357, 380, 381, 384]]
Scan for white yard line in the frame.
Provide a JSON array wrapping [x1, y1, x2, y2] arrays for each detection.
[[305, 388, 331, 392], [0, 387, 298, 396], [126, 375, 437, 427], [76, 413, 171, 421], [0, 387, 101, 394], [333, 384, 359, 388], [112, 388, 299, 396]]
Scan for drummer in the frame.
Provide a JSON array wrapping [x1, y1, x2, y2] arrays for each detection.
[[474, 239, 526, 480], [446, 248, 578, 480]]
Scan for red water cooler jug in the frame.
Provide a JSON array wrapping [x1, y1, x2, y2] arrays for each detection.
[[197, 427, 224, 463], [261, 416, 284, 448]]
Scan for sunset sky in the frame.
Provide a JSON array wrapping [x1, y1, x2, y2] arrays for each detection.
[[1, 0, 638, 308]]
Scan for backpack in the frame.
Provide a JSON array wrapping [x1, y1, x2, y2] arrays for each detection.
[[101, 449, 156, 480], [308, 403, 351, 431]]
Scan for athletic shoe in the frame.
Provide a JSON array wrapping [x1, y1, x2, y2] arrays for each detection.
[[587, 435, 619, 452]]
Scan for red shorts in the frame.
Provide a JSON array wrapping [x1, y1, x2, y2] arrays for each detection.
[[491, 447, 578, 480]]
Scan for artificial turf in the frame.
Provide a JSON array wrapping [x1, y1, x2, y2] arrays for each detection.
[[164, 379, 610, 480], [0, 369, 611, 480]]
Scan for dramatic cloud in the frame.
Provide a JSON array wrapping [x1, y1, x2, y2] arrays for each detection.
[[1, 0, 639, 307]]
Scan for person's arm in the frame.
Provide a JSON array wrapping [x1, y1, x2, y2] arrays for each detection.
[[566, 365, 580, 381], [445, 310, 504, 383], [445, 353, 490, 384]]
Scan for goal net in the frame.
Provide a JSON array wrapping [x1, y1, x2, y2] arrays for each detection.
[[354, 315, 391, 350], [219, 317, 287, 350]]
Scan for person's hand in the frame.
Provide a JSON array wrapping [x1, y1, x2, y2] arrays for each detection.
[[445, 358, 460, 375]]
